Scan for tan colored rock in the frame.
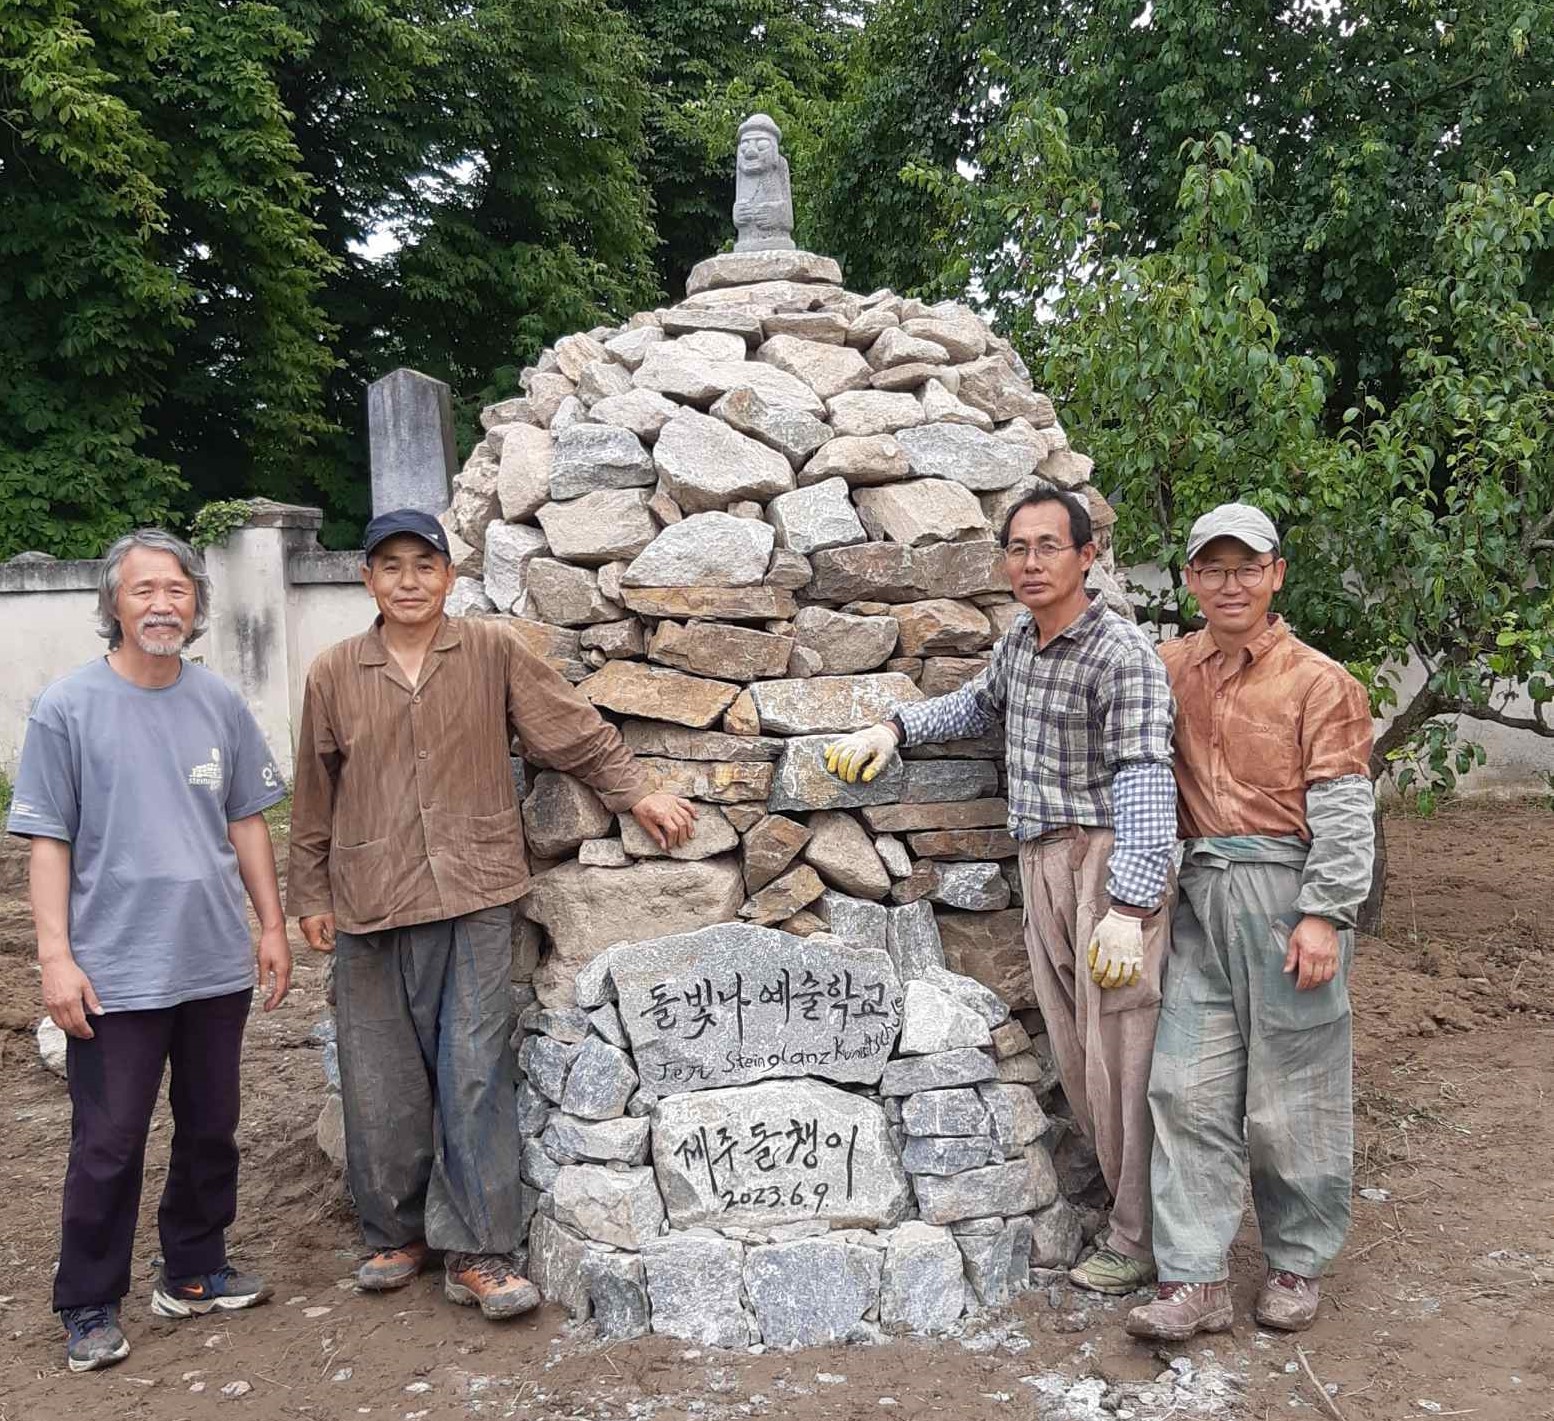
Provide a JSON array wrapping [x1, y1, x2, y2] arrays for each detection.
[[723, 804, 766, 833], [647, 620, 793, 680], [723, 690, 760, 735], [885, 656, 923, 682], [861, 800, 1009, 833], [853, 481, 988, 548], [685, 250, 844, 295], [619, 804, 739, 861], [576, 359, 634, 407], [653, 410, 796, 513], [660, 305, 764, 346], [710, 386, 833, 468], [620, 721, 784, 762], [912, 539, 1008, 599], [826, 390, 926, 438], [1040, 448, 1095, 490], [806, 542, 918, 602], [554, 332, 608, 382], [901, 312, 987, 363], [779, 910, 828, 937], [604, 325, 667, 370], [497, 424, 555, 522], [757, 335, 873, 402], [527, 858, 746, 1006], [920, 656, 988, 695], [893, 599, 993, 657], [523, 771, 615, 859], [870, 361, 948, 393], [639, 758, 775, 803], [762, 311, 850, 344], [449, 443, 501, 549], [792, 606, 899, 675], [524, 559, 625, 627], [867, 326, 949, 370], [990, 1020, 1033, 1060], [907, 829, 1018, 860], [937, 910, 1034, 1009], [501, 616, 588, 681], [954, 357, 1054, 425], [845, 306, 900, 348], [619, 585, 797, 623], [647, 488, 683, 525], [798, 434, 910, 488], [742, 814, 813, 892], [767, 548, 813, 590], [578, 619, 644, 659], [536, 489, 656, 565], [524, 371, 577, 426], [787, 642, 823, 678], [588, 388, 680, 444], [803, 811, 890, 900], [739, 865, 827, 925], [920, 380, 993, 430], [580, 661, 739, 729]]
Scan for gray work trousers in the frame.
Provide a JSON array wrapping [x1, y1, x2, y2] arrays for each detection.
[[334, 904, 524, 1255], [1148, 841, 1354, 1282]]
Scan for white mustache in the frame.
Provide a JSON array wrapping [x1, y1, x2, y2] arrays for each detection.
[[140, 616, 183, 629]]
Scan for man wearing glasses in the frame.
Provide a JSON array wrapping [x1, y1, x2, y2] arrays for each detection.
[[1127, 503, 1374, 1341], [826, 487, 1176, 1297]]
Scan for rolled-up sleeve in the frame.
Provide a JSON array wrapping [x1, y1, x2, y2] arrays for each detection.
[[505, 639, 649, 812]]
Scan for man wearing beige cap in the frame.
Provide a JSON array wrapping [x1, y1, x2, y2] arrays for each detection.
[[1127, 502, 1375, 1341]]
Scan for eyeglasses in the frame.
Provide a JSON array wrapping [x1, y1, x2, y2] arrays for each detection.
[[1002, 540, 1076, 563], [1191, 560, 1274, 591]]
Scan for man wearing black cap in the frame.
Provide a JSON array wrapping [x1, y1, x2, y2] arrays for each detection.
[[288, 510, 696, 1319]]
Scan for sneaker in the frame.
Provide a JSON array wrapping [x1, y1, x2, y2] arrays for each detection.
[[61, 1303, 130, 1373], [357, 1241, 434, 1292], [1255, 1269, 1321, 1331], [151, 1264, 272, 1318], [1068, 1245, 1157, 1295], [443, 1252, 540, 1320], [1126, 1280, 1234, 1341]]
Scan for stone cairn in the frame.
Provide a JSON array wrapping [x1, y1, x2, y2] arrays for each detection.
[[315, 123, 1128, 1343]]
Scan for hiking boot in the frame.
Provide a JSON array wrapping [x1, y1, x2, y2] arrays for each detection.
[[443, 1252, 540, 1320], [356, 1241, 433, 1292], [61, 1303, 130, 1373], [151, 1263, 272, 1318], [1126, 1280, 1234, 1341], [1255, 1270, 1321, 1331], [1068, 1245, 1156, 1295]]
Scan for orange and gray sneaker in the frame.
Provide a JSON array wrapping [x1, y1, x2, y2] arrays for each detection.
[[151, 1263, 272, 1318], [1255, 1269, 1321, 1330], [1125, 1280, 1235, 1341], [356, 1241, 434, 1292], [443, 1252, 540, 1320]]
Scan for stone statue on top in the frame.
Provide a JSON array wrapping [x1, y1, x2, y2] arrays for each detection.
[[732, 114, 795, 253]]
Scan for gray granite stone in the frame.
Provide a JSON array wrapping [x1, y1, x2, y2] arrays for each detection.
[[900, 1134, 1001, 1176], [517, 1035, 581, 1105], [895, 421, 1040, 491], [581, 1249, 651, 1340], [515, 1079, 552, 1134], [528, 1214, 591, 1319], [879, 1047, 996, 1097], [880, 1222, 964, 1334], [767, 736, 905, 812], [898, 979, 994, 1055], [884, 901, 946, 982], [1028, 1196, 1085, 1269], [551, 1164, 665, 1248], [653, 410, 796, 513], [523, 1136, 562, 1190], [953, 1219, 1021, 1306], [912, 1148, 1058, 1225], [814, 890, 888, 955], [744, 1238, 883, 1347], [900, 760, 1001, 803], [747, 673, 921, 736], [482, 522, 548, 614], [559, 1037, 638, 1120], [901, 1088, 989, 1138], [536, 1007, 591, 1043], [711, 385, 833, 468], [652, 1081, 911, 1230], [543, 1112, 651, 1166], [924, 965, 1012, 1027], [622, 512, 775, 587], [587, 1002, 628, 1049], [611, 923, 903, 1093], [766, 477, 867, 555], [929, 862, 1011, 911], [549, 424, 654, 500], [640, 1234, 753, 1347], [976, 1082, 1049, 1158]]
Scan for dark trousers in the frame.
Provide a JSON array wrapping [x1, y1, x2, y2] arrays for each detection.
[[334, 904, 524, 1255], [55, 989, 250, 1311]]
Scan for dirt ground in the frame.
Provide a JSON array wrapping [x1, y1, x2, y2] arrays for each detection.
[[1, 801, 1551, 1421]]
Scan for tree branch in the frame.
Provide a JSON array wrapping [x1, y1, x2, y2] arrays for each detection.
[[1446, 698, 1553, 736]]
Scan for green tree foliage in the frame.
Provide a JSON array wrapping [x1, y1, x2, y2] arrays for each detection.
[[623, 0, 859, 297], [1, 0, 336, 558], [816, 0, 1554, 405]]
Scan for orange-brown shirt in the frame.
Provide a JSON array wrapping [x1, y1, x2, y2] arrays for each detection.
[[1158, 616, 1372, 841], [286, 615, 648, 933]]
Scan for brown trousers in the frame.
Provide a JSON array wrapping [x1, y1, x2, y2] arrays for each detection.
[[1019, 828, 1171, 1262]]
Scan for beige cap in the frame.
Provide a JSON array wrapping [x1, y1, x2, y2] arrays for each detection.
[[1185, 502, 1280, 562]]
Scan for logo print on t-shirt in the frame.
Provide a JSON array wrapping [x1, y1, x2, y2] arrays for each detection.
[[188, 747, 223, 791]]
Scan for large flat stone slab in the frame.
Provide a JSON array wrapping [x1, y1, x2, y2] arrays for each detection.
[[652, 1080, 911, 1230], [767, 735, 905, 812], [640, 1234, 753, 1347], [610, 922, 903, 1093], [747, 673, 922, 735], [687, 250, 843, 296], [744, 1238, 883, 1347]]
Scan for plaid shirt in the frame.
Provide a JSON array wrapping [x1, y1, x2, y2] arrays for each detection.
[[897, 595, 1176, 908]]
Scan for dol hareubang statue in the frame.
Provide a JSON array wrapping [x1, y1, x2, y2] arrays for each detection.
[[732, 114, 795, 253]]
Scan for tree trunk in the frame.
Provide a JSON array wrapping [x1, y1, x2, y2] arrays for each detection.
[[1356, 803, 1387, 936]]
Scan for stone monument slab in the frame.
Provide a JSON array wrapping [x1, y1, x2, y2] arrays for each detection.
[[652, 1080, 911, 1230], [611, 923, 903, 1094]]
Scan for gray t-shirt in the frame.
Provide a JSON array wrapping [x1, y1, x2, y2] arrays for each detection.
[[6, 657, 287, 1011]]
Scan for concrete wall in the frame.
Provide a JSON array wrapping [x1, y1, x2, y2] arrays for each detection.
[[3, 519, 1551, 794]]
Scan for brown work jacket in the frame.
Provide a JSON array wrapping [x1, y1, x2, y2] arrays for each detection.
[[286, 615, 647, 933]]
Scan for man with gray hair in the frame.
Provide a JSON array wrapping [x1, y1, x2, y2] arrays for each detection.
[[7, 527, 290, 1373]]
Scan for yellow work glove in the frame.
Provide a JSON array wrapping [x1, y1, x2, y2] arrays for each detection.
[[823, 724, 899, 784], [1086, 908, 1145, 989]]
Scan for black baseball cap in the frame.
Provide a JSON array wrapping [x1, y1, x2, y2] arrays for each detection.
[[364, 508, 452, 560]]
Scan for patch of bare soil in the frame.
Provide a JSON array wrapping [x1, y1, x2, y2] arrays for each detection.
[[0, 801, 1551, 1420]]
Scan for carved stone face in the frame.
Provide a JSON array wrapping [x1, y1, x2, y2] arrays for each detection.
[[737, 133, 778, 177]]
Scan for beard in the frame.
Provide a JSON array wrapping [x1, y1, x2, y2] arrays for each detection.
[[133, 616, 188, 657]]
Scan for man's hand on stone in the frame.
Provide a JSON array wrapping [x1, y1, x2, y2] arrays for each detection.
[[1087, 909, 1145, 990], [824, 724, 899, 784], [300, 912, 336, 954], [257, 923, 292, 1011], [632, 792, 698, 850], [1285, 914, 1340, 991], [41, 953, 102, 1040]]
